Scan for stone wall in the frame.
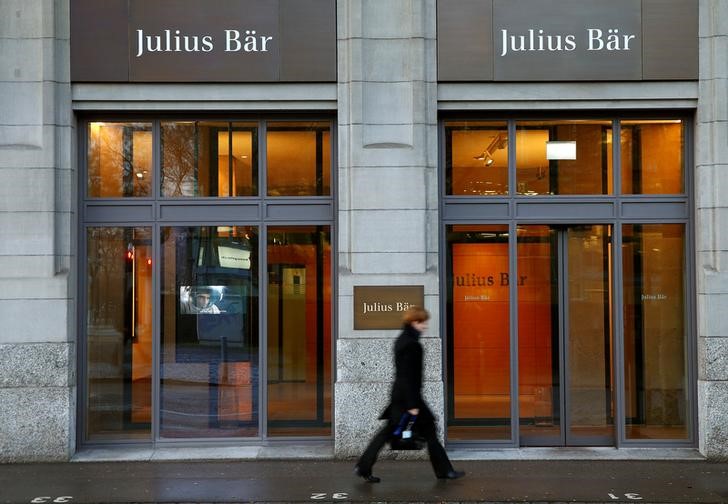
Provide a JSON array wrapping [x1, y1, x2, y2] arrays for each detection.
[[0, 0, 74, 462], [697, 0, 728, 461], [334, 0, 440, 458]]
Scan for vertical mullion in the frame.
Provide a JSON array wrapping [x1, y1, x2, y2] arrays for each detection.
[[509, 219, 519, 446], [152, 222, 161, 443], [612, 119, 625, 447], [259, 225, 268, 439], [509, 119, 518, 446], [613, 222, 625, 447], [559, 230, 568, 446], [228, 123, 233, 197], [77, 121, 88, 444], [260, 121, 267, 198], [508, 120, 516, 198], [152, 120, 161, 444], [613, 120, 621, 198]]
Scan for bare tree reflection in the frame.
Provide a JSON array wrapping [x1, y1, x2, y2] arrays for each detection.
[[161, 123, 197, 197]]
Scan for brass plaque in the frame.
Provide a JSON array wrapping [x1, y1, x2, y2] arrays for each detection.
[[353, 286, 425, 330]]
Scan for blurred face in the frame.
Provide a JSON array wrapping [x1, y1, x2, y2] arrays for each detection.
[[195, 293, 211, 308], [411, 320, 428, 333]]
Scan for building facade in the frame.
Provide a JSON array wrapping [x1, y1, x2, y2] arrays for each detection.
[[1, 0, 727, 462]]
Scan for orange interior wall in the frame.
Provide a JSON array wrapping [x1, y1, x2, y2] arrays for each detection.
[[267, 238, 331, 386], [452, 243, 511, 417], [451, 239, 555, 419]]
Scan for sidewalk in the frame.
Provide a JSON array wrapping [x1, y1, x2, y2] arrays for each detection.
[[1, 447, 727, 503]]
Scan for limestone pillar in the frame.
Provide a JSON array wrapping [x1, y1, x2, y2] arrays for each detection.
[[0, 0, 74, 462], [335, 0, 439, 457], [697, 0, 728, 461]]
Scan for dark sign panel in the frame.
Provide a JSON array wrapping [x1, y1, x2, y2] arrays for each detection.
[[71, 0, 336, 82], [353, 286, 425, 330], [438, 0, 698, 81]]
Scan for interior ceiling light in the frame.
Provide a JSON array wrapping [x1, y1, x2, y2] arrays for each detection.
[[546, 140, 577, 160]]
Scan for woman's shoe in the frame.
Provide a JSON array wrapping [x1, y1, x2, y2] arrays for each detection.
[[438, 470, 465, 480], [353, 465, 381, 483]]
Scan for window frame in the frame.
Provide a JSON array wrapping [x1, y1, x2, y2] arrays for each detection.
[[440, 111, 697, 449], [77, 114, 336, 447]]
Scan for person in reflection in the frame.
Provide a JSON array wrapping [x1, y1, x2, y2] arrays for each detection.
[[354, 306, 465, 483], [182, 286, 221, 314]]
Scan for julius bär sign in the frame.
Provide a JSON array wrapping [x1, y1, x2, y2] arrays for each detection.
[[353, 286, 425, 330], [71, 0, 336, 82], [438, 0, 697, 81]]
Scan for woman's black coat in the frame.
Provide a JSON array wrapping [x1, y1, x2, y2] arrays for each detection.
[[379, 323, 437, 432]]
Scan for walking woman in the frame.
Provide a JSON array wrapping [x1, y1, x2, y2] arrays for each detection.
[[354, 306, 465, 482]]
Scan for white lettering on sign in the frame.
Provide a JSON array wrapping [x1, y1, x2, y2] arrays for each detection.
[[362, 301, 414, 314], [499, 28, 636, 57], [135, 28, 273, 57], [225, 30, 273, 52], [641, 293, 667, 301], [587, 29, 636, 51]]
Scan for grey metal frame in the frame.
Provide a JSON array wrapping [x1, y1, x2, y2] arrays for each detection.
[[440, 113, 697, 448], [77, 115, 337, 447]]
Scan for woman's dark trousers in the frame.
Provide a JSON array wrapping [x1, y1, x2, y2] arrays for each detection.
[[356, 419, 454, 478]]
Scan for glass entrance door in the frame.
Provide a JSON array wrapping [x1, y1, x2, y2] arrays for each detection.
[[517, 225, 614, 446]]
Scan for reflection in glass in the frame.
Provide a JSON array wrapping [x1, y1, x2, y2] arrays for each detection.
[[267, 226, 331, 436], [621, 120, 684, 195], [160, 226, 258, 438], [86, 227, 152, 440], [161, 122, 257, 197], [566, 225, 613, 444], [516, 120, 613, 195], [445, 122, 509, 195], [517, 225, 560, 443], [623, 224, 688, 439], [517, 225, 614, 445], [267, 122, 331, 196], [88, 122, 153, 197], [446, 225, 511, 440]]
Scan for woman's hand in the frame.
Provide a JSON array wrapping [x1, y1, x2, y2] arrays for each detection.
[[407, 408, 420, 415]]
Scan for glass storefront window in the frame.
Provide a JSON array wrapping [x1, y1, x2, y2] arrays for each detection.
[[160, 226, 259, 438], [267, 122, 331, 196], [86, 227, 152, 440], [445, 121, 509, 195], [161, 121, 258, 197], [621, 120, 684, 195], [83, 116, 334, 445], [517, 225, 614, 446], [443, 115, 692, 446], [516, 120, 613, 195], [88, 122, 153, 197], [622, 224, 688, 440], [266, 226, 331, 436], [516, 225, 560, 442], [447, 225, 511, 441]]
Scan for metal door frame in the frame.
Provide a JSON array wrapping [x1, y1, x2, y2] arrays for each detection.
[[441, 112, 697, 449]]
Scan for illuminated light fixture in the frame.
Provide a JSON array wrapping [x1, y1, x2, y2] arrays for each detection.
[[546, 141, 577, 160], [474, 132, 507, 166]]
